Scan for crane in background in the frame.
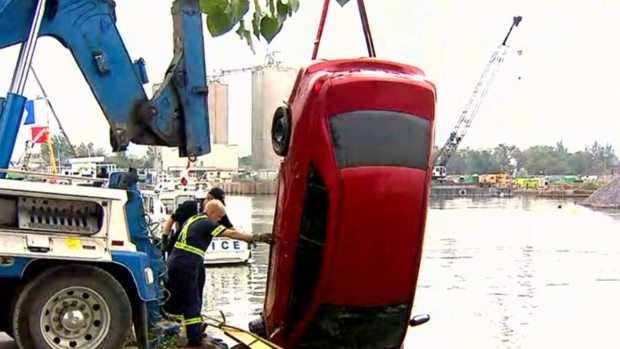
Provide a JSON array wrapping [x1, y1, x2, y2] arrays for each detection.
[[207, 51, 284, 83], [432, 16, 523, 180], [15, 66, 77, 172]]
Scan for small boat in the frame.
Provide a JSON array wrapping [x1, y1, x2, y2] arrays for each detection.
[[141, 188, 252, 265], [193, 190, 253, 265]]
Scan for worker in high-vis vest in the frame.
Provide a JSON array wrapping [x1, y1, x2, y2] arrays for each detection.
[[164, 199, 273, 348]]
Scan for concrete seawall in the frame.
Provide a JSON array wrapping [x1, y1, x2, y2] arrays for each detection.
[[217, 184, 593, 198], [217, 181, 276, 195], [514, 189, 595, 198]]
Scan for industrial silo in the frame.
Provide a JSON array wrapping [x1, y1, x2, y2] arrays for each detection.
[[251, 66, 297, 170], [153, 82, 228, 145], [208, 82, 229, 145]]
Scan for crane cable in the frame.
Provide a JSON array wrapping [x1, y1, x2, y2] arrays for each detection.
[[312, 0, 376, 59]]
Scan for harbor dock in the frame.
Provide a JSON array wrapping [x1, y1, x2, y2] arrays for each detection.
[[430, 186, 596, 199], [217, 180, 277, 195], [430, 185, 513, 198]]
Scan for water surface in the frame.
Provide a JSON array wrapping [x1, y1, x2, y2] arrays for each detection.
[[3, 196, 616, 348], [204, 196, 620, 349]]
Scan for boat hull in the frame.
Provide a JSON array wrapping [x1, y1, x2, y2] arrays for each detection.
[[204, 237, 252, 265]]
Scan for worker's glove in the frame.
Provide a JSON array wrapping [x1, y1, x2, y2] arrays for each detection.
[[160, 234, 169, 250], [250, 233, 274, 245]]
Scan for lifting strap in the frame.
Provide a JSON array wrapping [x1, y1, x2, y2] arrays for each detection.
[[220, 325, 285, 349], [312, 0, 376, 59], [203, 314, 284, 349]]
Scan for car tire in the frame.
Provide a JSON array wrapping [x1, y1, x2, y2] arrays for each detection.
[[271, 106, 292, 157], [248, 316, 267, 338]]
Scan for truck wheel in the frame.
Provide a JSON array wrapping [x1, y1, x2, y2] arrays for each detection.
[[1, 289, 20, 338], [12, 264, 132, 349]]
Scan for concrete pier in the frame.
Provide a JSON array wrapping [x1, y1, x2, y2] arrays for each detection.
[[218, 181, 276, 195], [430, 186, 512, 198]]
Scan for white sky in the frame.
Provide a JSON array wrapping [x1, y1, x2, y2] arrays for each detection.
[[1, 0, 619, 158]]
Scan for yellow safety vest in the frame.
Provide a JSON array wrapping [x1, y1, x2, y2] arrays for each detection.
[[173, 214, 226, 257]]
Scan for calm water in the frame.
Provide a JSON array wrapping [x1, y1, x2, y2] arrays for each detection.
[[2, 196, 619, 348], [204, 196, 620, 349]]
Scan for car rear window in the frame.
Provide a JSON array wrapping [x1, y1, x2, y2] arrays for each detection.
[[328, 110, 431, 170]]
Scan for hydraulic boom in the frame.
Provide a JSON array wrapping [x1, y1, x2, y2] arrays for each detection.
[[432, 16, 522, 179], [0, 0, 212, 177], [0, 1, 214, 348]]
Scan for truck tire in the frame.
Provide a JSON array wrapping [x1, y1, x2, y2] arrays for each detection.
[[12, 264, 132, 349], [0, 287, 20, 338]]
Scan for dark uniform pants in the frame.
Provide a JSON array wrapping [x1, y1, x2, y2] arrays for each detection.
[[198, 266, 206, 309], [164, 263, 203, 345]]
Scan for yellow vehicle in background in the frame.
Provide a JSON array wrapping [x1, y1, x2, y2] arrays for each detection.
[[479, 173, 511, 187]]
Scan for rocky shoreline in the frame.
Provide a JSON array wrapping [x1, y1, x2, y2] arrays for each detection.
[[580, 177, 620, 208]]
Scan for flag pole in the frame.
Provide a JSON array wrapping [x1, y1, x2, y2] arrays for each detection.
[[30, 66, 77, 157], [47, 129, 57, 174]]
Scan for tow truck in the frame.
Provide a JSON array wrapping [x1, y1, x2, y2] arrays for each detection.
[[0, 0, 210, 348], [0, 0, 434, 348]]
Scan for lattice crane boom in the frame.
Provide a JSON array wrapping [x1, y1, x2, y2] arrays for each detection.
[[207, 51, 284, 83], [433, 16, 522, 179], [207, 66, 257, 83]]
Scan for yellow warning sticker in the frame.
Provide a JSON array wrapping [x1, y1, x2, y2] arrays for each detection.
[[66, 238, 81, 250]]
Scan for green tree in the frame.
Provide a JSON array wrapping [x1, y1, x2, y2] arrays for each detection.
[[40, 135, 74, 164], [143, 146, 156, 168], [493, 143, 520, 173], [239, 155, 253, 167], [567, 151, 593, 175], [199, 0, 350, 51], [41, 137, 108, 164], [442, 140, 617, 176], [74, 142, 107, 158], [105, 152, 147, 169], [586, 141, 617, 174]]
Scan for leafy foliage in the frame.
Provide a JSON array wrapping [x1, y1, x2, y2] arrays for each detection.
[[40, 136, 107, 163], [104, 152, 149, 169], [445, 141, 618, 176], [239, 155, 253, 166], [40, 137, 156, 169], [199, 0, 350, 52]]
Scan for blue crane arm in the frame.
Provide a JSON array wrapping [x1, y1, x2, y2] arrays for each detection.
[[0, 0, 211, 158]]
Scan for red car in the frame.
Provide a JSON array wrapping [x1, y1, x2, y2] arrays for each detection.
[[250, 58, 436, 349]]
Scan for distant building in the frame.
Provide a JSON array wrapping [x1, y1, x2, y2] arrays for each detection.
[[154, 81, 230, 145], [161, 144, 239, 173], [208, 82, 229, 145], [251, 66, 297, 170], [62, 157, 118, 177]]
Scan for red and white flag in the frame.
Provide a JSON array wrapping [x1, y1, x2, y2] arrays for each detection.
[[180, 160, 190, 186], [31, 126, 49, 144]]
